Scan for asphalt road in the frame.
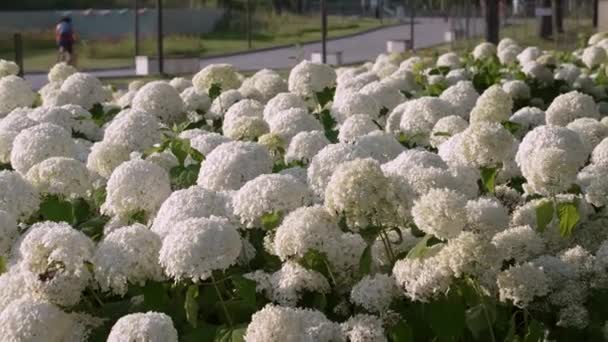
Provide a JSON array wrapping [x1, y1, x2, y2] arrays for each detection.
[[25, 17, 485, 90]]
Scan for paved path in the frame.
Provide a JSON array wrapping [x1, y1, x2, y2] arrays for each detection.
[[25, 17, 485, 89]]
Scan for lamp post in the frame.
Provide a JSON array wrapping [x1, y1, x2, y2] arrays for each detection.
[[246, 0, 252, 49], [485, 0, 499, 44], [134, 0, 140, 56], [157, 0, 164, 75], [321, 0, 327, 63]]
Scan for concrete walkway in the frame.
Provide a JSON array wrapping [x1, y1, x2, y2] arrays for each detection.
[[25, 17, 485, 89]]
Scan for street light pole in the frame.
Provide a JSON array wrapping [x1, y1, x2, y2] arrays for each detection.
[[321, 0, 327, 63], [157, 0, 164, 75], [246, 0, 252, 49], [134, 0, 140, 56], [485, 0, 499, 44], [409, 0, 415, 51]]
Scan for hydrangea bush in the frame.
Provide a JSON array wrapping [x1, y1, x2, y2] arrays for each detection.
[[1, 35, 608, 341]]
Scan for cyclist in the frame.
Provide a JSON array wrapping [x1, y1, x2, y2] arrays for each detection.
[[56, 16, 75, 65]]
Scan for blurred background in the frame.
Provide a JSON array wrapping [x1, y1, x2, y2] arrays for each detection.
[[0, 0, 599, 76]]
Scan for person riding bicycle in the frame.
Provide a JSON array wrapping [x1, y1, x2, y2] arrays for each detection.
[[56, 16, 75, 64]]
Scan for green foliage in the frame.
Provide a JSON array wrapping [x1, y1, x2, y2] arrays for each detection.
[[557, 201, 580, 237], [209, 83, 222, 100], [535, 201, 555, 233], [314, 87, 336, 109], [185, 285, 200, 328], [471, 57, 502, 92], [90, 103, 121, 127], [479, 166, 499, 194], [502, 121, 522, 136], [314, 109, 339, 143], [260, 211, 282, 230]]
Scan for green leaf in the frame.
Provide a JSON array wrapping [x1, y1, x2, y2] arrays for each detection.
[[142, 281, 169, 311], [170, 139, 191, 166], [300, 249, 334, 284], [424, 291, 466, 342], [524, 319, 544, 342], [406, 235, 433, 259], [535, 201, 554, 233], [77, 216, 109, 241], [185, 284, 200, 328], [260, 212, 282, 230], [557, 201, 580, 237], [480, 166, 499, 194], [71, 198, 91, 224], [388, 320, 414, 342], [232, 276, 257, 309], [465, 303, 496, 339], [209, 83, 222, 100], [314, 87, 336, 108], [215, 325, 247, 342], [170, 164, 200, 190], [502, 121, 522, 135], [0, 255, 6, 274], [190, 148, 205, 163], [316, 109, 338, 143], [39, 195, 74, 223], [358, 245, 372, 276], [91, 187, 107, 209]]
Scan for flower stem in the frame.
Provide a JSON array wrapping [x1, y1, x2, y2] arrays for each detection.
[[210, 273, 233, 327]]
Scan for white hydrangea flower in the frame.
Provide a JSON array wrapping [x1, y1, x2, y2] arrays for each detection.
[[341, 314, 387, 342], [0, 75, 35, 117], [86, 141, 131, 179], [566, 117, 608, 155], [338, 114, 380, 143], [350, 273, 397, 313], [498, 45, 521, 65], [582, 45, 607, 69], [0, 107, 37, 132], [103, 110, 161, 152], [263, 92, 308, 123], [26, 157, 91, 199], [180, 86, 211, 113], [517, 46, 542, 64], [131, 81, 185, 124], [359, 81, 405, 112], [437, 52, 461, 68], [10, 123, 76, 174], [224, 116, 269, 141], [60, 73, 106, 109], [193, 63, 241, 93], [190, 132, 232, 156], [509, 106, 545, 134], [430, 115, 468, 148], [285, 131, 330, 164], [244, 304, 343, 342], [439, 81, 479, 120], [241, 69, 288, 103], [0, 59, 19, 78], [151, 186, 233, 239], [27, 106, 74, 132], [19, 221, 94, 306], [0, 170, 39, 220], [465, 197, 509, 236], [469, 85, 513, 123], [268, 108, 322, 143], [159, 216, 241, 281], [102, 159, 171, 218], [197, 141, 272, 191], [331, 91, 381, 124], [48, 62, 77, 83], [0, 129, 17, 164], [168, 77, 192, 93], [521, 61, 554, 84], [274, 205, 342, 260], [545, 91, 600, 126], [398, 97, 452, 146], [492, 225, 545, 262], [459, 121, 516, 168], [393, 255, 453, 302], [207, 89, 243, 120], [472, 42, 497, 60], [288, 60, 337, 99], [591, 137, 608, 165], [245, 261, 330, 306], [502, 80, 530, 100], [0, 297, 92, 342], [555, 63, 582, 85], [107, 312, 178, 342], [234, 174, 312, 228], [0, 269, 28, 312], [94, 224, 164, 295], [324, 158, 394, 229], [497, 262, 550, 308], [412, 188, 467, 239], [354, 131, 404, 164], [307, 143, 370, 200]]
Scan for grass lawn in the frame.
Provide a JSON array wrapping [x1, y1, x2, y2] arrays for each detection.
[[1, 15, 395, 73]]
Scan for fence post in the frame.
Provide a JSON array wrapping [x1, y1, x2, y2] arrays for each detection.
[[410, 0, 415, 51], [134, 0, 140, 56], [485, 0, 499, 43], [157, 0, 164, 75], [321, 0, 327, 64], [246, 0, 252, 49], [14, 33, 24, 77]]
